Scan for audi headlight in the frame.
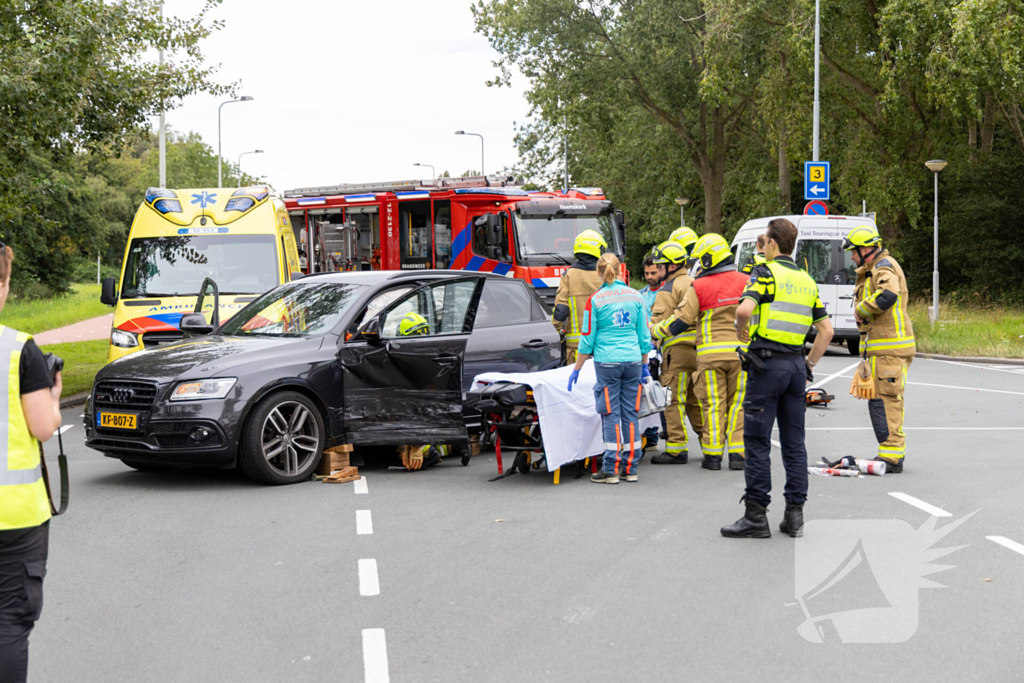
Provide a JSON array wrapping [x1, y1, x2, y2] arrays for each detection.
[[111, 329, 139, 348], [170, 378, 238, 401]]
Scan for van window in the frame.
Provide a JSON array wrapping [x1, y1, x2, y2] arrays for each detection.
[[122, 234, 279, 297], [839, 248, 858, 285], [794, 239, 832, 284], [736, 242, 757, 272]]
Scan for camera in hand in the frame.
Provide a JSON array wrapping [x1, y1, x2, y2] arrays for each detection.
[[43, 352, 64, 381]]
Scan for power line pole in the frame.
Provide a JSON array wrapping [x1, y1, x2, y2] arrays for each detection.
[[158, 1, 166, 188], [812, 0, 821, 161]]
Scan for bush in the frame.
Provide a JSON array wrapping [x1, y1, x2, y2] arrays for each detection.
[[70, 256, 120, 284]]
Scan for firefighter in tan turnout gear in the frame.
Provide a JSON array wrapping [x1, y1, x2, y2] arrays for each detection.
[[552, 230, 606, 365], [845, 225, 915, 473], [666, 234, 751, 470], [649, 233, 703, 464]]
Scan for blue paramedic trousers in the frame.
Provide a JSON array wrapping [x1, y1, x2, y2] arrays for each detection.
[[742, 354, 808, 507], [594, 362, 643, 475]]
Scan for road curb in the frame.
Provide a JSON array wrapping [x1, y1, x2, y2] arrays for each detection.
[[60, 391, 90, 409], [916, 352, 1024, 366]]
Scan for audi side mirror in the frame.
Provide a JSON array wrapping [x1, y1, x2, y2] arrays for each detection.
[[180, 312, 214, 336], [357, 316, 383, 345], [100, 278, 117, 306]]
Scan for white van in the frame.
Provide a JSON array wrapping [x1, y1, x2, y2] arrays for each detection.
[[731, 215, 878, 355]]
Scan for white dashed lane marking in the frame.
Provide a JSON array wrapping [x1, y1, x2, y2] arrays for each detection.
[[888, 492, 952, 518], [362, 628, 391, 683], [987, 536, 1024, 557], [356, 510, 373, 535], [358, 559, 380, 596], [354, 476, 368, 494]]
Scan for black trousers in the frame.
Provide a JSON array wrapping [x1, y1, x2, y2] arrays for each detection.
[[742, 355, 808, 507], [0, 522, 48, 683]]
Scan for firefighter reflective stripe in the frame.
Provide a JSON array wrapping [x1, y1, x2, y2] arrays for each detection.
[[0, 326, 50, 531], [566, 296, 580, 343], [727, 370, 747, 454], [651, 318, 696, 348], [865, 336, 916, 352], [702, 369, 723, 456], [752, 262, 818, 346], [698, 341, 748, 357]]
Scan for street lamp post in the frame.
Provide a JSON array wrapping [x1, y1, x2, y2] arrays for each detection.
[[675, 197, 690, 226], [925, 160, 947, 323], [413, 162, 435, 182], [237, 150, 264, 187], [454, 130, 485, 176], [218, 96, 254, 187], [813, 0, 821, 161]]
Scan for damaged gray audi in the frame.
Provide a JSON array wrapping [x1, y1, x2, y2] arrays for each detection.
[[84, 271, 560, 484]]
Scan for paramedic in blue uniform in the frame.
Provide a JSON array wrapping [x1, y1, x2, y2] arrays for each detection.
[[568, 253, 652, 484]]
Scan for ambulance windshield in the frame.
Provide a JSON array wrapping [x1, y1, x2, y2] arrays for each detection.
[[513, 214, 622, 262], [121, 234, 278, 298]]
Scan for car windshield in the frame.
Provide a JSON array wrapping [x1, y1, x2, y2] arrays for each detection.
[[513, 214, 622, 260], [121, 235, 279, 298], [219, 282, 368, 337]]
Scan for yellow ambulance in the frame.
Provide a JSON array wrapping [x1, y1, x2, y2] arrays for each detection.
[[101, 186, 302, 362]]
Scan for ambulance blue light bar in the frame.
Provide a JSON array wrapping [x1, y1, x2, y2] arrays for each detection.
[[146, 187, 177, 203]]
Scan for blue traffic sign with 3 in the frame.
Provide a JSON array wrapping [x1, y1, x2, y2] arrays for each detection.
[[804, 161, 830, 201]]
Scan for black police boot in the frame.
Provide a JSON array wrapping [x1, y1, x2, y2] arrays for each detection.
[[728, 453, 745, 470], [875, 456, 903, 473], [721, 497, 771, 539], [701, 455, 722, 471], [778, 502, 804, 538], [651, 451, 688, 465]]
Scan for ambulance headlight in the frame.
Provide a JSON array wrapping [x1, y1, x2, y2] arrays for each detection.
[[170, 378, 237, 402], [111, 329, 139, 348]]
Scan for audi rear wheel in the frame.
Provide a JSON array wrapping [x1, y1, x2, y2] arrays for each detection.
[[240, 391, 325, 485]]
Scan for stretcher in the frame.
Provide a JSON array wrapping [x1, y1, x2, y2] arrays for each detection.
[[466, 363, 662, 484]]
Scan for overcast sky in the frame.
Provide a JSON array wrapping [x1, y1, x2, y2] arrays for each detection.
[[157, 0, 531, 192]]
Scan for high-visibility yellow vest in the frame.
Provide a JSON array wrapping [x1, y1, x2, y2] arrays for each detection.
[[0, 326, 50, 531], [750, 262, 819, 346]]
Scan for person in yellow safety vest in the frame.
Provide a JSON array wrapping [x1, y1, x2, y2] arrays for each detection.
[[395, 312, 448, 470], [0, 245, 64, 682], [844, 225, 915, 473], [666, 234, 752, 471], [649, 235, 704, 464], [551, 230, 605, 365], [721, 219, 833, 539], [740, 233, 768, 274]]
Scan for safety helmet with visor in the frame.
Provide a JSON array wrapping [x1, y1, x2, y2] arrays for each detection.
[[398, 312, 430, 336], [573, 229, 608, 259], [691, 233, 732, 271]]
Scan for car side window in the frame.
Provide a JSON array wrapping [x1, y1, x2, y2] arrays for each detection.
[[347, 286, 414, 336], [475, 280, 533, 329], [381, 280, 477, 338], [736, 241, 756, 272]]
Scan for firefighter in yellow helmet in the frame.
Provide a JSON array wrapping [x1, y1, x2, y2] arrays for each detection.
[[845, 224, 915, 473], [551, 229, 606, 365], [395, 312, 448, 469], [648, 236, 703, 464], [663, 233, 752, 470], [0, 245, 65, 681]]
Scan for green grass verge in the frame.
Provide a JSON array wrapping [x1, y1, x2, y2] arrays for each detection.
[[38, 339, 108, 397], [1, 284, 109, 335], [908, 301, 1024, 358]]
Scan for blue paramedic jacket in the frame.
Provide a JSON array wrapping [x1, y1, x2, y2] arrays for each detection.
[[577, 281, 653, 363]]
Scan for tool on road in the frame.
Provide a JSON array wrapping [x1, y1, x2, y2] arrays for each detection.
[[819, 455, 886, 475], [805, 388, 834, 407], [808, 466, 860, 477], [322, 466, 360, 484]]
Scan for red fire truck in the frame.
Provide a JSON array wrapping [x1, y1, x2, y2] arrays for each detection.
[[282, 175, 626, 305]]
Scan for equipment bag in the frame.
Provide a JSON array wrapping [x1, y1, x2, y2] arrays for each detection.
[[638, 379, 669, 418]]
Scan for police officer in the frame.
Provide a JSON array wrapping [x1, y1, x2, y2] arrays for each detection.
[[845, 225, 915, 473], [551, 230, 606, 365], [664, 234, 751, 470], [0, 245, 64, 682], [649, 233, 703, 464], [721, 219, 833, 539], [740, 233, 768, 274]]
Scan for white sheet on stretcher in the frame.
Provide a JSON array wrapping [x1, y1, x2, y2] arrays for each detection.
[[470, 360, 662, 473]]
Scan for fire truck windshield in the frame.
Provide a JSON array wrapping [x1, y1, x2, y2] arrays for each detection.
[[513, 214, 621, 263]]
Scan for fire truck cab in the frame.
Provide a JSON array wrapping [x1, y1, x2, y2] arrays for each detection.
[[282, 175, 626, 305]]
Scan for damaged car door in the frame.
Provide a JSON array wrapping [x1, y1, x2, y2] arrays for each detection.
[[338, 277, 483, 445]]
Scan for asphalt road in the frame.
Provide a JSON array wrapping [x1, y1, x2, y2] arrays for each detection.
[[29, 350, 1024, 682]]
